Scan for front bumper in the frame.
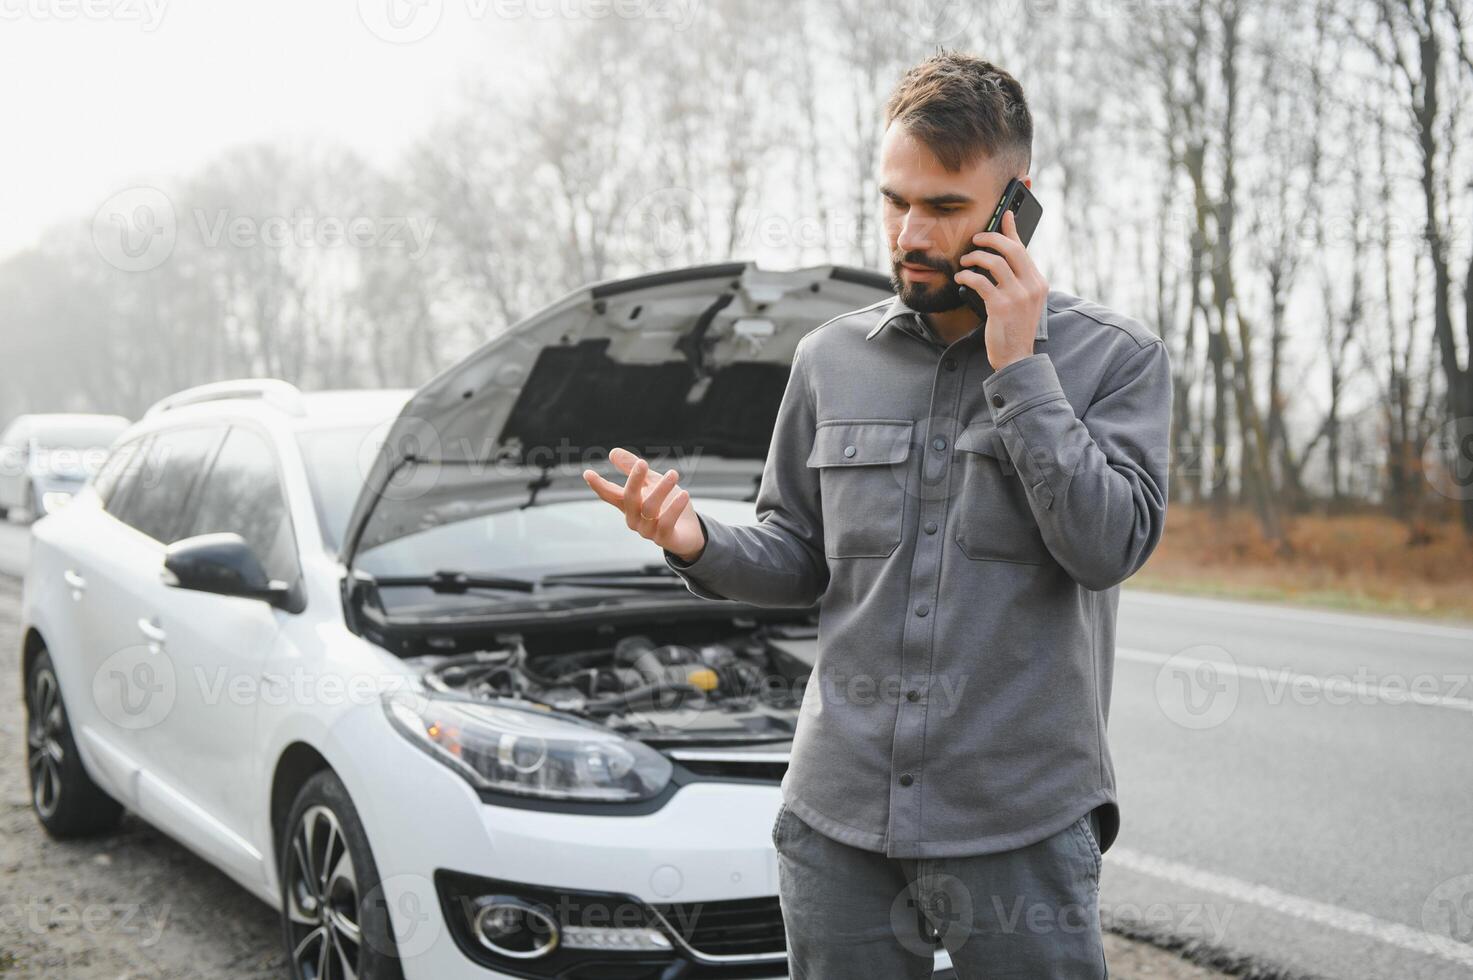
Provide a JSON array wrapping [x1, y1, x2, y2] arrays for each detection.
[[348, 715, 955, 979]]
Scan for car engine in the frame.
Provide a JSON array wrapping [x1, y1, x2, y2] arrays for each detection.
[[417, 623, 818, 742]]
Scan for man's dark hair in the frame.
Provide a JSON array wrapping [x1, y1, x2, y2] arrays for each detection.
[[883, 51, 1033, 177]]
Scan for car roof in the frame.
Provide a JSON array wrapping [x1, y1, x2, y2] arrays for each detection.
[[128, 382, 415, 439], [5, 412, 131, 430]]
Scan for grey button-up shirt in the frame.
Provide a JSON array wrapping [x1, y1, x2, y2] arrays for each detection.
[[663, 287, 1172, 858]]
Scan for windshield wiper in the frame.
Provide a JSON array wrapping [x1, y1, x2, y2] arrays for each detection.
[[539, 564, 685, 589], [372, 570, 538, 593], [369, 565, 684, 595]]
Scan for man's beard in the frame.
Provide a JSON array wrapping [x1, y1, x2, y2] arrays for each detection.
[[889, 249, 966, 313]]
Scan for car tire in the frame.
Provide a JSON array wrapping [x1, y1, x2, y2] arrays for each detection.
[[25, 648, 125, 839], [280, 770, 406, 980]]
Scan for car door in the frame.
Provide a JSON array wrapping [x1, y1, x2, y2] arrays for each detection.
[[143, 421, 299, 873], [74, 426, 224, 803]]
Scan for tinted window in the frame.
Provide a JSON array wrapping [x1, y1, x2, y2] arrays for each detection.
[[183, 426, 298, 582], [94, 436, 149, 507], [103, 434, 154, 521], [110, 427, 224, 542]]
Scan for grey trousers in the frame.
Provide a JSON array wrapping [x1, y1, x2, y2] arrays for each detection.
[[772, 802, 1107, 979]]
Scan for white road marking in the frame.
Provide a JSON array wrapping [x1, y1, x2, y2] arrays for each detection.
[[1116, 646, 1473, 714], [1121, 589, 1473, 642], [1108, 847, 1473, 968]]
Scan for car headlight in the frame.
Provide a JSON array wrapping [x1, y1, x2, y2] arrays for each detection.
[[382, 692, 672, 802]]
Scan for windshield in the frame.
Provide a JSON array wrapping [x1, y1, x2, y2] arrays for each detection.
[[296, 424, 760, 576]]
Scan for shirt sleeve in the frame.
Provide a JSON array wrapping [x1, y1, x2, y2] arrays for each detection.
[[662, 339, 829, 606], [981, 340, 1172, 591]]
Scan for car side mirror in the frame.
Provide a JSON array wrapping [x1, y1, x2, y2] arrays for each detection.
[[162, 532, 299, 611]]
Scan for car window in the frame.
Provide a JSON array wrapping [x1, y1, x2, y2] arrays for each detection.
[[109, 426, 225, 543], [182, 425, 299, 583], [94, 435, 149, 507], [103, 434, 154, 523]]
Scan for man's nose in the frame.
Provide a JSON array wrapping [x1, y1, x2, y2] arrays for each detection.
[[896, 212, 939, 253]]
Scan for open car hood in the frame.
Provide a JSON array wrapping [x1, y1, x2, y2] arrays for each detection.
[[338, 262, 893, 567]]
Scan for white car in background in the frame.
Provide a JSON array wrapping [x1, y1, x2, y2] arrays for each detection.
[[20, 263, 956, 980], [0, 412, 130, 521]]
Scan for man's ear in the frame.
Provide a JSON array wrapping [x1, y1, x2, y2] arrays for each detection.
[[1021, 175, 1032, 190]]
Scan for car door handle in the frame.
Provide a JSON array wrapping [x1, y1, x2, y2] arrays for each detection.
[[136, 617, 167, 647], [63, 568, 87, 592]]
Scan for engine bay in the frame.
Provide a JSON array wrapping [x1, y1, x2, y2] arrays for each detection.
[[412, 619, 819, 743]]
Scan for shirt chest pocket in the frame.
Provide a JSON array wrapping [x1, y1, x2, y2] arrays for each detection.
[[805, 419, 914, 559], [951, 420, 1048, 565]]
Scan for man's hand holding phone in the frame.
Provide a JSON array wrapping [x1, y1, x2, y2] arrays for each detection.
[[955, 207, 1049, 373], [583, 447, 707, 562]]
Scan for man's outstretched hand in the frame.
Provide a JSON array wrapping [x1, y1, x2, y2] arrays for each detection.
[[582, 447, 706, 563]]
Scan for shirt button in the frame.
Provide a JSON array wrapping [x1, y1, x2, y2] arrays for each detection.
[[899, 773, 914, 786], [915, 602, 929, 617], [906, 689, 919, 701], [932, 436, 946, 451], [843, 445, 856, 457], [943, 358, 957, 371], [991, 393, 1005, 408], [924, 520, 937, 534]]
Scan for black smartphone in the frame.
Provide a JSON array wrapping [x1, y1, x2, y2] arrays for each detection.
[[957, 177, 1043, 321]]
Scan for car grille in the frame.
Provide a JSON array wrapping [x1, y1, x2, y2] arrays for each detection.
[[677, 759, 788, 782], [651, 895, 786, 957], [666, 747, 789, 784]]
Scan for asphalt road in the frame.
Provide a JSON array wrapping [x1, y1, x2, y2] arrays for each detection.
[[5, 515, 1470, 978]]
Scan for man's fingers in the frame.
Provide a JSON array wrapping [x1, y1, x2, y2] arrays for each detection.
[[640, 468, 680, 526], [656, 487, 689, 537], [622, 458, 650, 528], [955, 268, 999, 296], [583, 469, 624, 506]]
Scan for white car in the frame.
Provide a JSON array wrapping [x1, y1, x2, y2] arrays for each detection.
[[20, 263, 958, 980], [0, 412, 131, 520]]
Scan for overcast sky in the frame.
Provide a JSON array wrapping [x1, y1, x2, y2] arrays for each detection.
[[0, 0, 580, 260]]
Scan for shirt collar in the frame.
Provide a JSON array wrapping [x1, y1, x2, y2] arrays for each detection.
[[865, 292, 1050, 344]]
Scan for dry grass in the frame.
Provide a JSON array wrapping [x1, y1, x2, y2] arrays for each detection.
[[1132, 503, 1473, 623]]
